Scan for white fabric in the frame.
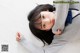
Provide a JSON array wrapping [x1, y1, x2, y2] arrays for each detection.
[[20, 36, 44, 53], [72, 10, 80, 17]]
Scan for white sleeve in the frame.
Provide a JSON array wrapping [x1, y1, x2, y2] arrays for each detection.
[[19, 37, 44, 53], [52, 0, 69, 33]]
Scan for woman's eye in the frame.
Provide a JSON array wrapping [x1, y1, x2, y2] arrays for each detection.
[[43, 24, 46, 28], [42, 15, 45, 19]]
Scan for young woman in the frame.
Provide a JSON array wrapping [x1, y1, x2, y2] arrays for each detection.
[[16, 4, 80, 45], [28, 4, 63, 45]]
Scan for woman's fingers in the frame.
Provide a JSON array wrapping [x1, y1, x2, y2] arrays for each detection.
[[17, 32, 20, 37], [57, 28, 62, 31], [16, 32, 21, 42], [57, 29, 62, 35]]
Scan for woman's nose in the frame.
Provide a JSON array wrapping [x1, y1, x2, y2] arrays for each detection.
[[43, 18, 50, 23]]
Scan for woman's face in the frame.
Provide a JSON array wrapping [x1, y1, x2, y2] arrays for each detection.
[[36, 11, 55, 31]]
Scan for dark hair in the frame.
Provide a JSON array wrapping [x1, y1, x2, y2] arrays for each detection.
[[28, 4, 56, 45]]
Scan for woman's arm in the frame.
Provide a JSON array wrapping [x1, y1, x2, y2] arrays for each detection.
[[16, 32, 44, 53], [52, 0, 70, 34]]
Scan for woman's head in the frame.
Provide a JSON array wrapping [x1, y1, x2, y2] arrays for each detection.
[[28, 4, 55, 31], [28, 4, 55, 45]]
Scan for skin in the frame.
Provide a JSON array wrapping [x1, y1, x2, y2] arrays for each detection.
[[16, 32, 21, 42]]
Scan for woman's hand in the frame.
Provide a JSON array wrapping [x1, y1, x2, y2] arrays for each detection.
[[54, 28, 62, 35], [57, 29, 62, 35], [16, 32, 21, 42]]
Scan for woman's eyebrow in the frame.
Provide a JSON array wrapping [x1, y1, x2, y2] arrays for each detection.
[[40, 14, 43, 29]]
